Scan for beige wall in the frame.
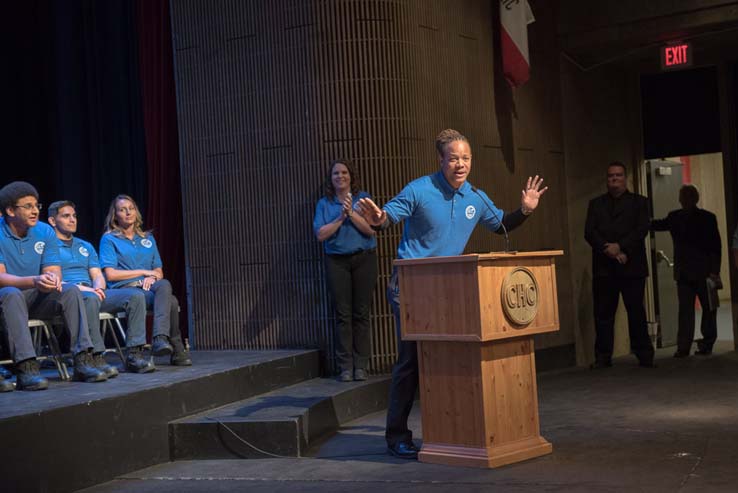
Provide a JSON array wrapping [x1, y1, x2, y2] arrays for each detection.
[[687, 153, 732, 300]]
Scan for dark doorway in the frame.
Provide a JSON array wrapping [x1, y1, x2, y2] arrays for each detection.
[[641, 66, 721, 159]]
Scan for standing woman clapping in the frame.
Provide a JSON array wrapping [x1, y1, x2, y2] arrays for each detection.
[[313, 160, 378, 382]]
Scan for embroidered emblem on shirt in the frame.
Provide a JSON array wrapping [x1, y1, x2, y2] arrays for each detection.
[[34, 241, 45, 254], [79, 246, 90, 257], [141, 238, 153, 248], [465, 205, 476, 220]]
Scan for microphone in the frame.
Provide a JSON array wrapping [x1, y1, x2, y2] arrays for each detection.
[[471, 185, 514, 253]]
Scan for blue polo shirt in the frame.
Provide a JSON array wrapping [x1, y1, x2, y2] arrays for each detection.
[[0, 217, 61, 276], [313, 191, 378, 255], [99, 232, 163, 288], [384, 172, 503, 259], [57, 236, 99, 286]]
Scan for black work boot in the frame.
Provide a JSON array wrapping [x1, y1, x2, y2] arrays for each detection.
[[73, 351, 108, 383], [170, 339, 192, 366], [0, 374, 14, 392], [92, 352, 119, 378], [126, 346, 155, 373], [15, 358, 49, 391], [151, 335, 173, 357]]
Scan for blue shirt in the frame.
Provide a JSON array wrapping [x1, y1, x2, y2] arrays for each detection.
[[0, 217, 61, 276], [57, 236, 99, 286], [99, 232, 163, 288], [313, 191, 378, 255], [384, 172, 503, 259]]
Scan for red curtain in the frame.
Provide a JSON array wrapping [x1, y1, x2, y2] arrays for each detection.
[[135, 0, 189, 342]]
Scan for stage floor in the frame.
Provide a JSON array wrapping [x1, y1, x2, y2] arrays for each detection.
[[0, 350, 311, 420], [81, 341, 738, 493]]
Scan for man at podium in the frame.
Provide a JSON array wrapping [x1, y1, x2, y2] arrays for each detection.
[[356, 129, 548, 459]]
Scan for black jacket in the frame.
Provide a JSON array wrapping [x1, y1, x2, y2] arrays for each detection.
[[651, 208, 721, 281], [585, 191, 649, 278]]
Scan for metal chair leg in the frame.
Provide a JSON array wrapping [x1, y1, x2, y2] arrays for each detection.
[[106, 319, 127, 366], [42, 323, 70, 381]]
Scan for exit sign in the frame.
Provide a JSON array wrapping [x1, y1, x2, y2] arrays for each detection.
[[661, 43, 692, 70]]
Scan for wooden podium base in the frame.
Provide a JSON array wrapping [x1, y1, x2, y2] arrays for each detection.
[[419, 436, 552, 468], [396, 251, 563, 470]]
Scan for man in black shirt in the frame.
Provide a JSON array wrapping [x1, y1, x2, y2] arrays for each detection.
[[585, 162, 655, 368], [652, 185, 721, 357]]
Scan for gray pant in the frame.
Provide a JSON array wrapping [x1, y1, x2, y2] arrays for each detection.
[[81, 288, 148, 351], [142, 279, 182, 342], [0, 284, 93, 362]]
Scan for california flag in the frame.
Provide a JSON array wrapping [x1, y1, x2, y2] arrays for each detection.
[[500, 0, 535, 87]]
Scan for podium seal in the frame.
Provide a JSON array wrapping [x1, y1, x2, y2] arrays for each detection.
[[501, 267, 539, 326]]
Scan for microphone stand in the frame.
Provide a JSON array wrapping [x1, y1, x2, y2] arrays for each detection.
[[471, 186, 515, 253]]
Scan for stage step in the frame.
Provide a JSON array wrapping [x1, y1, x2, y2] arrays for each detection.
[[0, 350, 322, 493], [169, 375, 391, 459]]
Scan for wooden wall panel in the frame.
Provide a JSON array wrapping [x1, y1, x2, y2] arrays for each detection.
[[170, 0, 573, 373]]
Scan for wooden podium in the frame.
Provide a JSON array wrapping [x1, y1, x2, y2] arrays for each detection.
[[394, 250, 563, 468]]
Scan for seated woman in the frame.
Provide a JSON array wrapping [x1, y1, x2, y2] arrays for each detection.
[[99, 194, 191, 366]]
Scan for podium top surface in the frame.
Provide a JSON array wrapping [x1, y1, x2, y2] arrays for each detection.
[[394, 250, 564, 266]]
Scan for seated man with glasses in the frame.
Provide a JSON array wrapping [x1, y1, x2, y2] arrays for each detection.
[[0, 182, 106, 390], [48, 200, 155, 375]]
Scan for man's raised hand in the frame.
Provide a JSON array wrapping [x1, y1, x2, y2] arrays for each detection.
[[356, 197, 386, 226]]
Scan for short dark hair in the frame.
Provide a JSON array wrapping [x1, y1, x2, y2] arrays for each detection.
[[435, 129, 469, 156], [679, 184, 699, 206], [324, 159, 361, 199], [48, 200, 76, 220], [607, 161, 627, 176], [0, 181, 39, 214]]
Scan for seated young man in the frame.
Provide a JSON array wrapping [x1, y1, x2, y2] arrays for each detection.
[[48, 200, 154, 374], [0, 182, 106, 390]]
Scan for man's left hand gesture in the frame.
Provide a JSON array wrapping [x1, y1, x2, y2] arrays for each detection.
[[521, 175, 548, 214]]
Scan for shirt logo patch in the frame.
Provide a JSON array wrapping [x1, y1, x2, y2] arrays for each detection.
[[465, 205, 476, 220], [34, 241, 45, 254], [141, 238, 153, 248], [79, 246, 90, 257]]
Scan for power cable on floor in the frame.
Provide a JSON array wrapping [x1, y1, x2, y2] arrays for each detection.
[[210, 418, 290, 459], [209, 417, 389, 460]]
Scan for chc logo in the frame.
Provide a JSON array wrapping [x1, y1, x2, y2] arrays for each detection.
[[501, 267, 539, 326]]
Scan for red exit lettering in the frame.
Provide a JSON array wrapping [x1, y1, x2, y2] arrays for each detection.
[[661, 43, 692, 70]]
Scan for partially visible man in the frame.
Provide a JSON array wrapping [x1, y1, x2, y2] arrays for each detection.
[[0, 182, 105, 389], [356, 129, 547, 459], [48, 201, 155, 374], [585, 162, 655, 369], [651, 185, 721, 357]]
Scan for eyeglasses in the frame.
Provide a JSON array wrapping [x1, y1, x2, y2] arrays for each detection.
[[14, 203, 43, 211]]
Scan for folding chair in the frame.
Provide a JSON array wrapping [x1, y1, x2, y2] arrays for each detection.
[[99, 312, 127, 365], [0, 319, 72, 381]]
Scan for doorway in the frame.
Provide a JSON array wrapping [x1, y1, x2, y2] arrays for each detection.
[[646, 153, 734, 349]]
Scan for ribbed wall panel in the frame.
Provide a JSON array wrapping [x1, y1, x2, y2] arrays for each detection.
[[171, 0, 572, 373]]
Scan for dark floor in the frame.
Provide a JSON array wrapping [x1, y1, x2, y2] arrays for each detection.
[[80, 340, 738, 493], [0, 350, 308, 419]]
